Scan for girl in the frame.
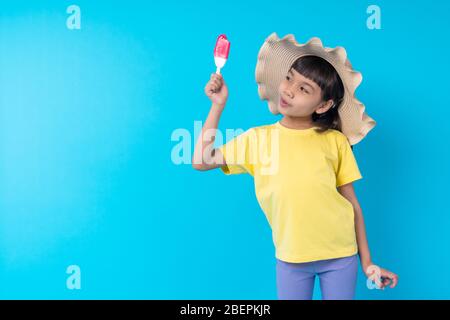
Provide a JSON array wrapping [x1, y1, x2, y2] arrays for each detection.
[[193, 33, 398, 300]]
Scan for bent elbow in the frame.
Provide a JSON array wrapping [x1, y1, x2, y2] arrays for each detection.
[[192, 162, 206, 171]]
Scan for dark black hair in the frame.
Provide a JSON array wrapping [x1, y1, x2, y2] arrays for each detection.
[[290, 55, 345, 134]]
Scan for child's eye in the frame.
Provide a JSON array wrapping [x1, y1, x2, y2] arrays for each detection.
[[286, 76, 309, 94]]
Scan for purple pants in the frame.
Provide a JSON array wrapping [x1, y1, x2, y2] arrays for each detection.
[[276, 254, 358, 300]]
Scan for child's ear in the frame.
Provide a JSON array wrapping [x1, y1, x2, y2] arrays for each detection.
[[319, 99, 334, 112], [326, 99, 335, 109]]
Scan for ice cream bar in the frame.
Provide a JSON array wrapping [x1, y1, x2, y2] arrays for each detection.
[[214, 34, 230, 74]]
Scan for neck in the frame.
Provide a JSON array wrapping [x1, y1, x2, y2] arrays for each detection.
[[280, 115, 315, 129]]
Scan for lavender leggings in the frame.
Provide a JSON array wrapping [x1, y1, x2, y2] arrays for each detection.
[[276, 254, 358, 300]]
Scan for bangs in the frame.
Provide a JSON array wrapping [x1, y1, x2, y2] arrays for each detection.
[[290, 55, 344, 101]]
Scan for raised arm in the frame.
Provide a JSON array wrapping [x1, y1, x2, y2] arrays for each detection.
[[192, 73, 228, 171]]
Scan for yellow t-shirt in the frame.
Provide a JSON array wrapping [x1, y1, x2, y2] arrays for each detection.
[[217, 120, 362, 263]]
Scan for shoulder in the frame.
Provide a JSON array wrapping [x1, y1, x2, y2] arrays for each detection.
[[223, 125, 261, 144], [230, 123, 278, 147], [241, 123, 276, 137], [323, 128, 350, 146], [324, 128, 346, 139], [251, 123, 275, 131], [316, 129, 354, 154]]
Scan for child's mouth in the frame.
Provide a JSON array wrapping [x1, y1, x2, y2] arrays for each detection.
[[280, 97, 291, 107]]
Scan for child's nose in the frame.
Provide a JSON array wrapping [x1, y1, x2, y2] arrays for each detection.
[[284, 89, 294, 98]]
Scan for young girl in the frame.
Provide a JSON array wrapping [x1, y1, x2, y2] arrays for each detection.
[[193, 33, 398, 300]]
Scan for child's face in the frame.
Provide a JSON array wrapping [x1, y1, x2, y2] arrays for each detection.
[[278, 68, 333, 118]]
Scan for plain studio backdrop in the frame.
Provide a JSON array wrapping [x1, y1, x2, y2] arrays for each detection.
[[0, 0, 449, 299]]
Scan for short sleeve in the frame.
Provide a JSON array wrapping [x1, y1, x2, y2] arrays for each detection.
[[335, 136, 363, 187], [217, 128, 255, 176]]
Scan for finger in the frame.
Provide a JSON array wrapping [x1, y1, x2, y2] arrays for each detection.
[[208, 87, 216, 94], [378, 278, 386, 289], [211, 84, 219, 93], [389, 274, 399, 288], [374, 276, 383, 289], [208, 81, 218, 89], [383, 276, 392, 284], [381, 277, 391, 288], [206, 84, 216, 94], [379, 271, 389, 288], [212, 74, 223, 83], [380, 271, 396, 288]]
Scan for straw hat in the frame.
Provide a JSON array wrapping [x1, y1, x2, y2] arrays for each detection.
[[255, 32, 376, 145]]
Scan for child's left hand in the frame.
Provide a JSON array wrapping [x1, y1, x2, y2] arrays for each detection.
[[363, 262, 399, 290]]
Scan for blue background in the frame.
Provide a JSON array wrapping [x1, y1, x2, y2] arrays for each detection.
[[1, 0, 449, 299]]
